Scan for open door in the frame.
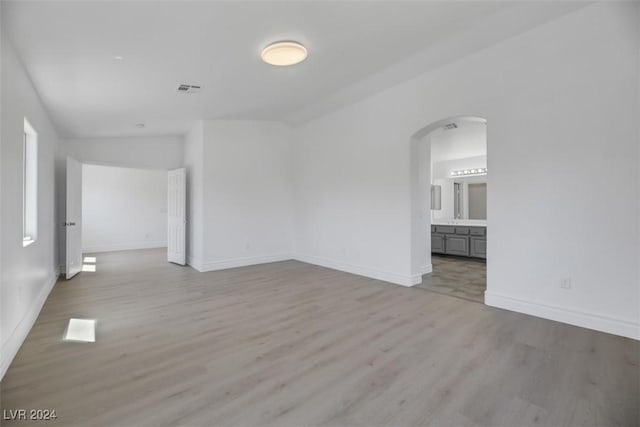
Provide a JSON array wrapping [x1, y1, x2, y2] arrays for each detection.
[[167, 168, 186, 265], [65, 157, 83, 279]]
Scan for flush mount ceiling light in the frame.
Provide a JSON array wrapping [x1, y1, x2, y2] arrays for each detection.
[[261, 41, 307, 66]]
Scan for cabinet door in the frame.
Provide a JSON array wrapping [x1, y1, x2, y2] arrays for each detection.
[[445, 235, 470, 256], [431, 234, 446, 254], [470, 237, 487, 258]]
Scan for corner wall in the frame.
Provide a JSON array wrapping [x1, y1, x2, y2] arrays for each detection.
[[193, 120, 294, 271], [292, 2, 640, 338], [184, 121, 204, 269]]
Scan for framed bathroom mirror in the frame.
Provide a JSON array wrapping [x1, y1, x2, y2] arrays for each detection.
[[452, 176, 486, 220]]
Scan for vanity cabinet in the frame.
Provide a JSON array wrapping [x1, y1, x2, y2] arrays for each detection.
[[431, 225, 486, 259], [470, 236, 486, 258], [445, 235, 470, 256], [431, 234, 446, 254]]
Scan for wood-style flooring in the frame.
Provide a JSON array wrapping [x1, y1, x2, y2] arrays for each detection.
[[1, 249, 638, 426], [417, 255, 486, 303]]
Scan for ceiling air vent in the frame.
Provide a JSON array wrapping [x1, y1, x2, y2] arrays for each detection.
[[443, 122, 458, 130], [177, 84, 202, 94]]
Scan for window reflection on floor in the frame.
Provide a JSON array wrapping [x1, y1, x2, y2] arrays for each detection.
[[82, 256, 97, 272], [63, 318, 96, 343]]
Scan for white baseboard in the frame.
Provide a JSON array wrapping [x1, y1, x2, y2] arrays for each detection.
[[82, 242, 167, 253], [191, 254, 420, 289], [485, 291, 640, 340], [0, 271, 59, 381], [190, 251, 422, 287], [187, 256, 204, 272], [295, 254, 420, 287], [199, 254, 292, 272]]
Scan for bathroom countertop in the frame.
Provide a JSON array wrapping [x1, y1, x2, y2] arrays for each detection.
[[431, 219, 487, 227]]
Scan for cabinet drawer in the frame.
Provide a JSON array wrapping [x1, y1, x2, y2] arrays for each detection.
[[470, 227, 486, 236], [445, 235, 469, 256], [455, 227, 470, 235], [435, 225, 455, 234], [470, 237, 487, 258]]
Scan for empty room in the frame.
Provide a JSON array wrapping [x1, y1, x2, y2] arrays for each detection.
[[0, 1, 638, 426]]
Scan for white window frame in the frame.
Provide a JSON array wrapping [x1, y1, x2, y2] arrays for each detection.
[[23, 118, 38, 247]]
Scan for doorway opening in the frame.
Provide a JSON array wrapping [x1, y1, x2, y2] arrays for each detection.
[[410, 116, 488, 303], [81, 163, 169, 257], [62, 162, 186, 279]]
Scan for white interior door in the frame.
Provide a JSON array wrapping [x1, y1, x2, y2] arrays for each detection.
[[66, 157, 83, 279], [167, 168, 186, 265]]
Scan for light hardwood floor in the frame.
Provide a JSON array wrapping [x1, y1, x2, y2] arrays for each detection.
[[417, 255, 486, 303], [1, 249, 638, 426]]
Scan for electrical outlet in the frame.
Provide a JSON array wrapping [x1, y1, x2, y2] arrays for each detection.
[[560, 277, 572, 290]]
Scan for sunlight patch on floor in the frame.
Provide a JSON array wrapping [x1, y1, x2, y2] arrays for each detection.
[[63, 318, 96, 343]]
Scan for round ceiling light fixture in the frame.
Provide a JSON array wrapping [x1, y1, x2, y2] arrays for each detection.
[[261, 41, 307, 66]]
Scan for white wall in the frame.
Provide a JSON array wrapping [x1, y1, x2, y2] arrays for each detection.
[[0, 5, 4, 380], [61, 136, 183, 170], [293, 2, 640, 338], [82, 164, 167, 252], [430, 121, 487, 164], [187, 120, 293, 271], [1, 32, 59, 379], [184, 121, 204, 268]]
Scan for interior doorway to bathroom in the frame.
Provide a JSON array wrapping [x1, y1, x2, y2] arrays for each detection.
[[412, 117, 487, 303]]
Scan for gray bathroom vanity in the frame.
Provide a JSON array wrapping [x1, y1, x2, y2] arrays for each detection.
[[431, 224, 486, 259]]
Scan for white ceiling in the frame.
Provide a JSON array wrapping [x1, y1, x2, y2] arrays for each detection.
[[3, 1, 586, 138], [430, 121, 487, 163]]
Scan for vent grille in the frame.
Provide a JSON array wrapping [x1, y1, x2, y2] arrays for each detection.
[[177, 84, 202, 94], [443, 122, 458, 130]]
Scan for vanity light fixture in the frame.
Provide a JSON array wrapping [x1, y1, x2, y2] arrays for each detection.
[[450, 168, 487, 177], [261, 41, 308, 66]]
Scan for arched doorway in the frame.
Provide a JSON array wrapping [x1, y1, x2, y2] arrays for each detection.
[[410, 116, 488, 302]]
